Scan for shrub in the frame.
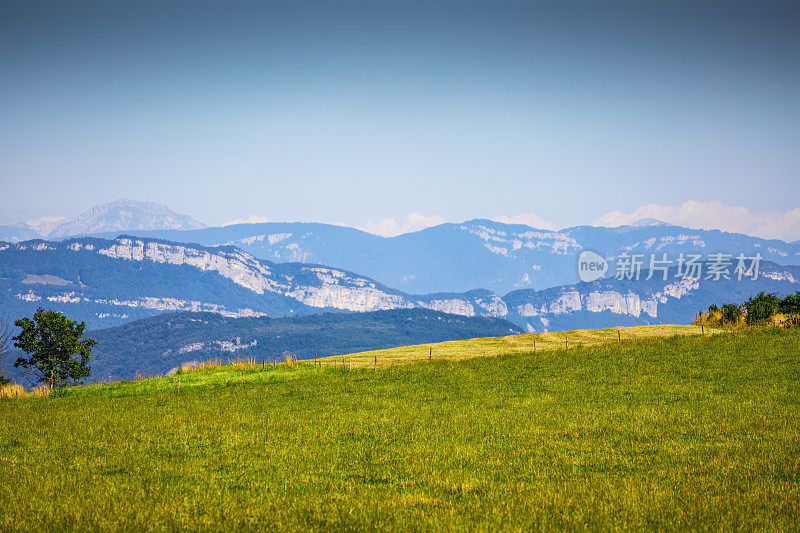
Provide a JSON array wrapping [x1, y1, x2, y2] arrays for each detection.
[[779, 291, 800, 315], [743, 292, 780, 325], [721, 304, 743, 325]]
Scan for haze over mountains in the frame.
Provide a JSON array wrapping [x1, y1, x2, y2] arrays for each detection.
[[2, 233, 798, 333], [0, 199, 205, 242], [2, 199, 799, 335], [6, 199, 799, 293], [122, 220, 800, 295]]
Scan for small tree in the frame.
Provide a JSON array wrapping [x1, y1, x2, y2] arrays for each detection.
[[721, 303, 742, 325], [13, 308, 96, 388], [743, 292, 780, 325]]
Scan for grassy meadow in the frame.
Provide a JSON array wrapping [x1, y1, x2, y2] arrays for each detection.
[[333, 324, 712, 368], [1, 326, 799, 530]]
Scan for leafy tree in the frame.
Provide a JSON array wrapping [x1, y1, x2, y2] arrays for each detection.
[[707, 304, 719, 313], [13, 308, 96, 388], [779, 291, 800, 316], [743, 292, 780, 325], [721, 304, 742, 325]]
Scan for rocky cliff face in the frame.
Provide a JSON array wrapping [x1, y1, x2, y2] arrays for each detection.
[[2, 236, 799, 332], [96, 238, 413, 312], [1, 236, 417, 327], [106, 219, 800, 295]]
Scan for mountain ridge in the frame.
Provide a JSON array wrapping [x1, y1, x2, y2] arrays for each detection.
[[8, 198, 799, 294], [47, 199, 206, 239], [84, 218, 800, 294], [2, 235, 798, 335]]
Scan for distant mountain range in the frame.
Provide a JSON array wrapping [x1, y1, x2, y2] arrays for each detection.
[[0, 223, 41, 243], [2, 235, 798, 337], [6, 199, 800, 294], [2, 199, 800, 350], [92, 219, 800, 294]]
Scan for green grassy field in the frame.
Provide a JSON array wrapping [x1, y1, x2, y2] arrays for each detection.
[[1, 327, 799, 530], [332, 324, 713, 368]]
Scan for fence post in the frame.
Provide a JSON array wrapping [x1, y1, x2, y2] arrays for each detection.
[[618, 330, 621, 343], [177, 376, 181, 392], [533, 339, 536, 353], [429, 347, 432, 362], [374, 354, 377, 371], [565, 337, 569, 349]]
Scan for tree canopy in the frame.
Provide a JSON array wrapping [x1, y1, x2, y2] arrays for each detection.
[[13, 308, 96, 388]]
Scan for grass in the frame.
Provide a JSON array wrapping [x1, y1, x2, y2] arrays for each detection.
[[0, 382, 48, 399], [1, 326, 799, 530], [332, 324, 716, 368], [0, 382, 25, 399]]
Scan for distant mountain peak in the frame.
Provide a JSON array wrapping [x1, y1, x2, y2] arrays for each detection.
[[629, 218, 670, 227], [47, 199, 206, 239]]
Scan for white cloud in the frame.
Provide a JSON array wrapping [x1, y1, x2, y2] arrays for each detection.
[[358, 213, 446, 237], [222, 215, 271, 226], [594, 201, 800, 242], [490, 213, 559, 231], [358, 211, 560, 237]]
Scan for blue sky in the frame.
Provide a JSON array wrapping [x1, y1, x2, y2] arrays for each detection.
[[1, 1, 799, 233]]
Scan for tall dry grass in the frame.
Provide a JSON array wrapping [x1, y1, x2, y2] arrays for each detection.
[[173, 357, 263, 374], [231, 356, 258, 371], [0, 383, 24, 399], [28, 384, 50, 397], [0, 383, 49, 399]]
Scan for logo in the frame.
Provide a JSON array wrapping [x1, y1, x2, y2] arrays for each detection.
[[578, 250, 608, 282]]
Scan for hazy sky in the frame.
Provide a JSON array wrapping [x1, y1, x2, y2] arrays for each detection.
[[2, 0, 799, 230]]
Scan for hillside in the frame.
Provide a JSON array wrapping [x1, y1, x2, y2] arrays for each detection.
[[2, 328, 798, 530], [0, 236, 409, 329], [89, 219, 800, 294], [43, 309, 522, 383], [2, 235, 799, 333], [329, 323, 709, 368]]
